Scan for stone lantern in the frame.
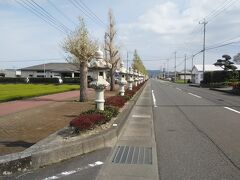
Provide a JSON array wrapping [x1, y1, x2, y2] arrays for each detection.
[[118, 61, 127, 96], [127, 67, 134, 90], [88, 49, 112, 111], [140, 73, 144, 83], [134, 70, 139, 87]]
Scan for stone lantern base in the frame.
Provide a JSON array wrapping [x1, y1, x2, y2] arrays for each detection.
[[119, 84, 126, 96], [95, 89, 105, 111], [128, 82, 133, 90]]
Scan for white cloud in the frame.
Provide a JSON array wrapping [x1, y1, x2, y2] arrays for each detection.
[[118, 0, 240, 70]]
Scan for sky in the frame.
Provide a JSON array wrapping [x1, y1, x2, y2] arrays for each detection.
[[0, 0, 240, 71]]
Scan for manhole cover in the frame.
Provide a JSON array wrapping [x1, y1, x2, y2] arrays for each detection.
[[112, 146, 152, 165]]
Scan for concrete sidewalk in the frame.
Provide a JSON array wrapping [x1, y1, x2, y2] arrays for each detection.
[[96, 82, 159, 180]]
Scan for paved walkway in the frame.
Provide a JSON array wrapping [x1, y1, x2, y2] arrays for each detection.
[[97, 82, 159, 180], [0, 90, 80, 117]]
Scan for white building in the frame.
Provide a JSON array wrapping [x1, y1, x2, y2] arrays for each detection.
[[0, 69, 20, 77], [192, 64, 240, 84], [177, 70, 192, 81]]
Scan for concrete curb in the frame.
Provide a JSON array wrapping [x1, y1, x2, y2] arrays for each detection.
[[0, 82, 147, 175], [210, 87, 233, 93]]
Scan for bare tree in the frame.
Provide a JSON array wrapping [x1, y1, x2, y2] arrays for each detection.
[[62, 18, 98, 102], [105, 9, 120, 91]]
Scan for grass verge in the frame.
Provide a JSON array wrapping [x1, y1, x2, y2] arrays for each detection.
[[0, 84, 80, 102]]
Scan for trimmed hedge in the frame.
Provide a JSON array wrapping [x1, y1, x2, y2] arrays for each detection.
[[203, 70, 240, 84], [62, 78, 80, 84], [28, 78, 60, 84], [0, 77, 27, 84]]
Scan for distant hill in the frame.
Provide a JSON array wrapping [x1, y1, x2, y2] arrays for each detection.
[[148, 70, 161, 78]]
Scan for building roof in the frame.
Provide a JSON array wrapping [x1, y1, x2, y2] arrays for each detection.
[[193, 64, 240, 72], [20, 63, 79, 72]]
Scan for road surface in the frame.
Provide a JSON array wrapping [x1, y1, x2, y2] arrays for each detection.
[[151, 79, 240, 179]]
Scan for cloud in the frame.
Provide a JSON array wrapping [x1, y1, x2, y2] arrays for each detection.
[[117, 0, 240, 70]]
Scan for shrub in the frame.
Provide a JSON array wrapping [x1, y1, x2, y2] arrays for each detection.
[[29, 78, 60, 84], [125, 89, 135, 98], [0, 77, 27, 83], [70, 114, 105, 133], [83, 106, 119, 121], [62, 78, 80, 84], [105, 96, 127, 108]]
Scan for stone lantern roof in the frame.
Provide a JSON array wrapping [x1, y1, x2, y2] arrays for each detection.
[[119, 61, 127, 74], [88, 49, 112, 70]]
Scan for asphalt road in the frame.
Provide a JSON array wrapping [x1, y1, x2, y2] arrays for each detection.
[[151, 79, 240, 180], [3, 148, 111, 180]]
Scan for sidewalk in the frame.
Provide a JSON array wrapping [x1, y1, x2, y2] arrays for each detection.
[[96, 82, 159, 180]]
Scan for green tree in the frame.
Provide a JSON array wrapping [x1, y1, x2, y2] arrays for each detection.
[[62, 18, 98, 102], [132, 50, 147, 75]]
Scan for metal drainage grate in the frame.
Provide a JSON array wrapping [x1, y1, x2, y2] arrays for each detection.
[[112, 146, 152, 165]]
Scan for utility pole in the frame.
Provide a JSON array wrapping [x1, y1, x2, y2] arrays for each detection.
[[174, 51, 177, 82], [167, 59, 170, 78], [184, 54, 187, 84], [199, 18, 208, 81], [191, 54, 194, 82], [127, 51, 129, 71]]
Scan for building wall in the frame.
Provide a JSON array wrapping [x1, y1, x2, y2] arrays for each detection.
[[179, 74, 192, 80], [0, 70, 17, 77], [20, 70, 62, 78]]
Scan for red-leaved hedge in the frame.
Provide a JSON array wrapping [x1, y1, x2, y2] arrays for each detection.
[[105, 95, 128, 108], [70, 114, 105, 131]]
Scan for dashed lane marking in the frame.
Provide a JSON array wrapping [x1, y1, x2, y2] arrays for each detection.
[[132, 115, 151, 118], [188, 93, 202, 99], [151, 90, 158, 107], [176, 88, 182, 91], [224, 107, 240, 114]]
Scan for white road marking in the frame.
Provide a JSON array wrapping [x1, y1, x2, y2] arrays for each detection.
[[224, 107, 240, 114], [151, 90, 158, 107], [176, 88, 182, 91], [42, 161, 104, 180], [188, 93, 202, 99], [132, 115, 151, 118], [113, 123, 118, 127]]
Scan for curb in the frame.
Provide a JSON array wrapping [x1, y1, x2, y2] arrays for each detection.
[[0, 82, 147, 175]]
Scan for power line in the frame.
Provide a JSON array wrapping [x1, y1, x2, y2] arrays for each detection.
[[26, 0, 72, 33], [47, 0, 77, 27], [204, 0, 234, 20], [206, 0, 239, 23], [69, 0, 105, 28], [78, 0, 106, 26], [206, 40, 240, 51], [15, 0, 67, 34]]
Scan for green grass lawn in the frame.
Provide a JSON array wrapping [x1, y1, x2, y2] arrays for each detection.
[[0, 84, 80, 102]]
